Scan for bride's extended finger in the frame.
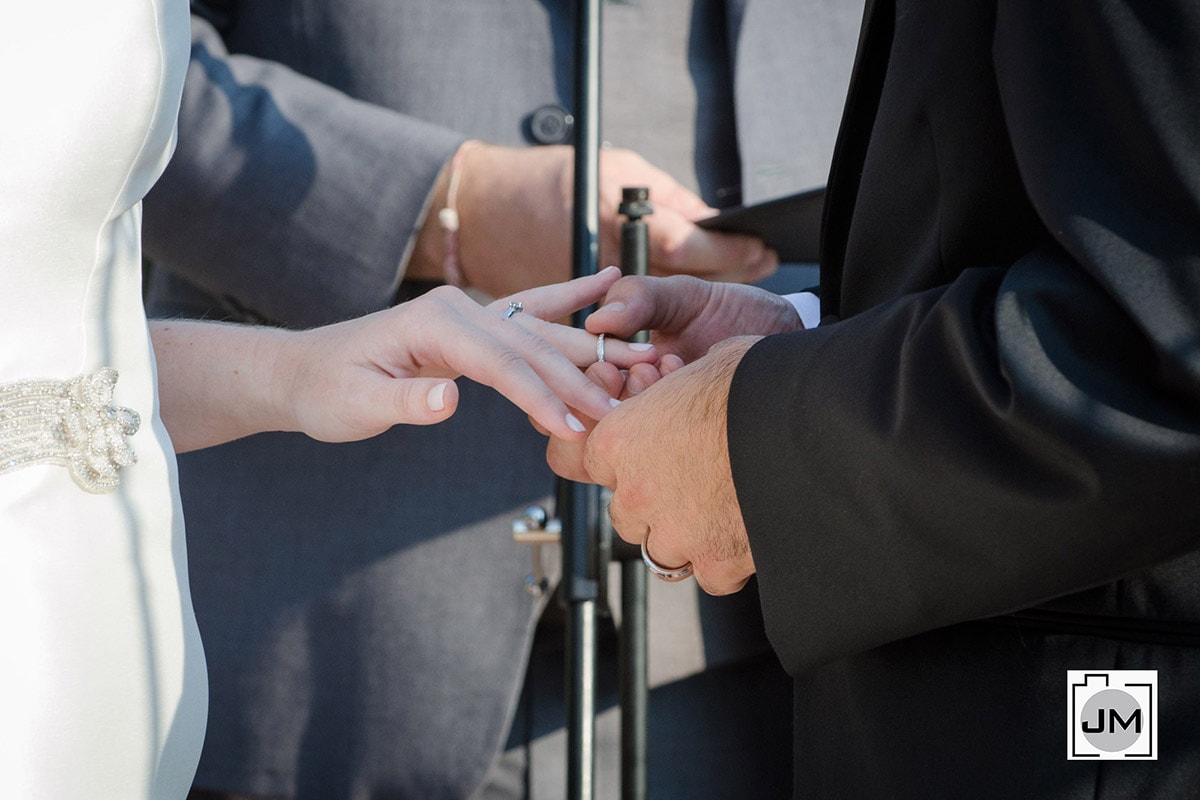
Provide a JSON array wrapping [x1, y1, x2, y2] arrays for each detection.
[[516, 320, 657, 369], [492, 265, 623, 321], [444, 320, 622, 428], [482, 297, 662, 371]]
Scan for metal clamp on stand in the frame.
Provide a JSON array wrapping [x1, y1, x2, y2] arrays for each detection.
[[513, 505, 562, 598]]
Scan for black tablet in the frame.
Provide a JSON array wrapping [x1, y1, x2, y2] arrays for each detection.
[[697, 187, 825, 264]]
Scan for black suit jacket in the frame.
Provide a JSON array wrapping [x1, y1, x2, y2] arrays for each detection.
[[728, 1, 1200, 796]]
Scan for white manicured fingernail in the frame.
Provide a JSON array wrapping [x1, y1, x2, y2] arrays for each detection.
[[609, 397, 622, 408], [601, 265, 620, 274], [566, 413, 586, 432], [629, 343, 653, 351], [427, 382, 447, 412]]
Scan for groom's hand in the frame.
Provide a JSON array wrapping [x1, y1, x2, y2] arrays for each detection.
[[585, 274, 803, 363], [550, 336, 761, 596]]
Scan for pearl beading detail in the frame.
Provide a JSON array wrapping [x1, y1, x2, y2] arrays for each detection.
[[0, 368, 140, 493]]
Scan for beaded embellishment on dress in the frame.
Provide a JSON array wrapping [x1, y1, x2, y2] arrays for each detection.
[[0, 368, 140, 493]]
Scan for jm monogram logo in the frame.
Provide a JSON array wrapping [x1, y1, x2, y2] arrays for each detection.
[[1067, 671, 1157, 760]]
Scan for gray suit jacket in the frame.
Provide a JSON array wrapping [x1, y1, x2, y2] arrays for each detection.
[[143, 1, 860, 797]]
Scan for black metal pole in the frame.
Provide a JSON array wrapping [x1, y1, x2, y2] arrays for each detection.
[[616, 186, 652, 800], [619, 564, 648, 800], [562, 1, 603, 798], [561, 481, 600, 800]]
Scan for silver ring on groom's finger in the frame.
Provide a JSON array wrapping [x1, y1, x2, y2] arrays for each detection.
[[641, 534, 693, 582], [503, 301, 524, 319], [596, 333, 606, 364]]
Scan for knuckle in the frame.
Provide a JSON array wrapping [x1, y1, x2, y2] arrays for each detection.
[[620, 478, 657, 515], [490, 346, 532, 377], [605, 492, 641, 542], [407, 286, 460, 323], [586, 422, 617, 465], [426, 284, 463, 303]]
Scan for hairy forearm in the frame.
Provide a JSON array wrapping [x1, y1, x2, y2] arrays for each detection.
[[150, 320, 295, 453]]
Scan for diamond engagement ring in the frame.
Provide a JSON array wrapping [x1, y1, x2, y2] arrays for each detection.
[[640, 534, 693, 582], [596, 333, 606, 364], [503, 301, 524, 318]]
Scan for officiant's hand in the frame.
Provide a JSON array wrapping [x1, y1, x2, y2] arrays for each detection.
[[405, 143, 779, 298]]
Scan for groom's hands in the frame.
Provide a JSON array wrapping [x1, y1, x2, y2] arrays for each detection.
[[549, 336, 761, 596], [542, 273, 808, 594]]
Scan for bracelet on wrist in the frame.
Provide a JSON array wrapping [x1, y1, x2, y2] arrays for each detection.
[[437, 140, 478, 288]]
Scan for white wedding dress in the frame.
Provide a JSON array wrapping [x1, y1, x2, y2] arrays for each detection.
[[0, 1, 207, 797]]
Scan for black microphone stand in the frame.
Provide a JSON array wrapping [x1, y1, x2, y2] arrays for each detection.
[[613, 186, 653, 800], [560, 0, 603, 798], [547, 5, 653, 799]]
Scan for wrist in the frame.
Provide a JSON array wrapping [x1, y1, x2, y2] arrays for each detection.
[[707, 336, 758, 573], [257, 326, 308, 436], [704, 335, 761, 408], [455, 144, 575, 298], [410, 140, 470, 284], [408, 140, 481, 286], [437, 140, 481, 288]]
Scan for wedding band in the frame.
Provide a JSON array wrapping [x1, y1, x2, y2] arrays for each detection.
[[503, 301, 524, 318], [596, 333, 606, 364], [641, 534, 693, 582]]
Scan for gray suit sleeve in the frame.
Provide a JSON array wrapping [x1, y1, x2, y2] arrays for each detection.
[[143, 15, 463, 327], [727, 0, 861, 203]]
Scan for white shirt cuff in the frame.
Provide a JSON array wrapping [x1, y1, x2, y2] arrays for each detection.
[[784, 291, 821, 329]]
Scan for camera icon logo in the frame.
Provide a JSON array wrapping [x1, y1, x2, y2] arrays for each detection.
[[1067, 670, 1157, 760]]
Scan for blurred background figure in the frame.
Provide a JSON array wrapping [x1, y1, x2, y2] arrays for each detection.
[[143, 1, 861, 797]]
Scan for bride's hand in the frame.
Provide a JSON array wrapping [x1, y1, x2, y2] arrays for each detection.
[[282, 266, 657, 442]]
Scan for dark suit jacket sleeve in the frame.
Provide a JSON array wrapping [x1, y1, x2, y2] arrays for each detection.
[[727, 1, 1200, 676], [142, 14, 463, 328]]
